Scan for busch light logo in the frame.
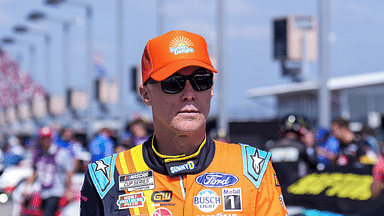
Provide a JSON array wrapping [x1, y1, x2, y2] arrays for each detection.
[[169, 36, 194, 55], [196, 173, 238, 188], [194, 189, 221, 212]]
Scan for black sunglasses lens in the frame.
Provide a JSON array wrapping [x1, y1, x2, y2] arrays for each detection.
[[160, 73, 213, 94], [161, 76, 186, 94], [191, 74, 213, 91]]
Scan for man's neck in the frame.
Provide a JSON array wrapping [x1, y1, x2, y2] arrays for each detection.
[[153, 129, 206, 156]]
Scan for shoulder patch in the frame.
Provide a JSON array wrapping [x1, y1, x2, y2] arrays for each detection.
[[88, 153, 118, 199], [240, 144, 271, 189]]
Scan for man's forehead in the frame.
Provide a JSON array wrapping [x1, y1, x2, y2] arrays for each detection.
[[176, 66, 200, 75]]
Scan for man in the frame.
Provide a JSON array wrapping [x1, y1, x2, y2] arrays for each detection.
[[331, 118, 368, 167], [81, 30, 287, 215], [316, 127, 339, 170], [266, 114, 318, 190], [25, 126, 74, 216], [88, 127, 115, 162]]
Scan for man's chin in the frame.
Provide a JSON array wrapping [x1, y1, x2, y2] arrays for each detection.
[[172, 122, 205, 136]]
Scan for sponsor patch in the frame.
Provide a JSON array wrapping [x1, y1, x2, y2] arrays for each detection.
[[170, 161, 195, 174], [151, 191, 172, 202], [196, 172, 238, 188], [194, 189, 221, 213], [222, 188, 242, 211], [165, 160, 196, 176], [116, 192, 146, 209], [151, 203, 176, 207], [119, 170, 155, 192], [169, 36, 194, 55], [152, 207, 172, 216]]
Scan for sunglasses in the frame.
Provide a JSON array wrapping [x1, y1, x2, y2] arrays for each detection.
[[147, 70, 213, 94]]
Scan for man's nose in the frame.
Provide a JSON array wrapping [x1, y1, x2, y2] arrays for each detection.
[[181, 80, 196, 101]]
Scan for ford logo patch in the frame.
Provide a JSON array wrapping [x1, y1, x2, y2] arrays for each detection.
[[196, 172, 239, 188]]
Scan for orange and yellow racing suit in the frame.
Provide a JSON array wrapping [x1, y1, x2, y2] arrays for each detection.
[[80, 136, 287, 216]]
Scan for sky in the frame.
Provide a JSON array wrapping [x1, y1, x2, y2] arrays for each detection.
[[0, 0, 384, 122]]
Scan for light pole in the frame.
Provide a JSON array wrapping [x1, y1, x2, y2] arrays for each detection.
[[27, 11, 78, 99], [13, 25, 52, 93], [318, 0, 332, 128], [157, 0, 165, 36], [45, 0, 94, 136], [216, 0, 228, 140], [117, 0, 125, 127]]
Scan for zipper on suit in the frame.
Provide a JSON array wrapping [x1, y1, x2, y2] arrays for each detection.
[[179, 175, 186, 200]]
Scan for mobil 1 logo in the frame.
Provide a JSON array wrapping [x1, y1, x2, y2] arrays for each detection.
[[222, 188, 242, 211]]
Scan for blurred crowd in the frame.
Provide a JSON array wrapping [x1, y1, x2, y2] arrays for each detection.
[[1, 113, 384, 214], [0, 114, 154, 173], [266, 114, 384, 198], [0, 113, 154, 216]]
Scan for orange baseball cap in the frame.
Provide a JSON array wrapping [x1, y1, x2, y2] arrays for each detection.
[[141, 30, 217, 84]]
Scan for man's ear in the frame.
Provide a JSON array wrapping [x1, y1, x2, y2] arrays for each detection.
[[139, 85, 152, 106], [210, 87, 214, 98]]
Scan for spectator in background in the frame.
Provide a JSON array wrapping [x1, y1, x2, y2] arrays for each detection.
[[130, 118, 151, 146], [331, 118, 371, 167], [300, 128, 318, 173], [56, 127, 86, 172], [371, 141, 384, 199], [114, 131, 133, 153], [3, 136, 26, 167], [121, 131, 134, 149], [316, 127, 339, 170], [360, 125, 379, 164], [266, 114, 318, 189], [0, 146, 3, 176], [88, 128, 114, 163], [25, 126, 74, 216]]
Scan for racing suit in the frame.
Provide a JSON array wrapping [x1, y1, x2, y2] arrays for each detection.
[[80, 136, 287, 215]]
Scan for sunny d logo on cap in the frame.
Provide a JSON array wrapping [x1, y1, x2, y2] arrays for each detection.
[[141, 30, 217, 84], [169, 36, 194, 55]]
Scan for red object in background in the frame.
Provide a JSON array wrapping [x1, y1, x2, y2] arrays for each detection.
[[337, 155, 349, 166], [20, 193, 43, 216], [58, 196, 69, 208], [20, 193, 69, 216]]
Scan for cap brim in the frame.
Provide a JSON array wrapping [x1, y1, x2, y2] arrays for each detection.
[[150, 59, 217, 82]]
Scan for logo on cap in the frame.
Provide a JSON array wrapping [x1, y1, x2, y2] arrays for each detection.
[[169, 36, 194, 55]]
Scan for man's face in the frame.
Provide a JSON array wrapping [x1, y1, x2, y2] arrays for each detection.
[[331, 123, 346, 141], [40, 137, 52, 151], [140, 66, 213, 136], [62, 129, 74, 141]]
